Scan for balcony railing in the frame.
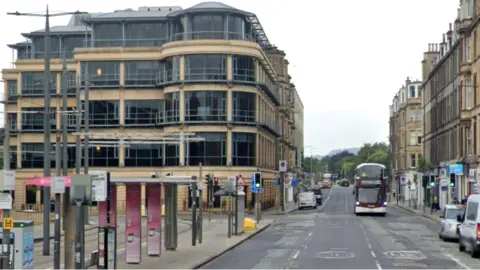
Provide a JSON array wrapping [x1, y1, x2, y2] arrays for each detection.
[[185, 109, 227, 122], [82, 74, 120, 89], [21, 84, 57, 96], [83, 38, 167, 48], [157, 70, 181, 85], [233, 69, 255, 82], [170, 31, 254, 42], [17, 51, 64, 60], [124, 74, 158, 88], [184, 68, 227, 82], [232, 110, 255, 123], [125, 112, 160, 126], [66, 73, 77, 95]]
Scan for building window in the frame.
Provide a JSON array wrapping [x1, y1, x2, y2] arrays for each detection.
[[410, 154, 416, 168], [409, 110, 415, 121], [22, 108, 56, 131], [124, 22, 167, 46], [187, 132, 226, 166], [466, 36, 472, 62], [165, 144, 179, 166], [185, 55, 227, 81], [7, 80, 17, 101], [22, 143, 55, 168], [21, 72, 57, 96], [88, 140, 119, 167], [87, 101, 119, 126], [228, 16, 246, 39], [165, 92, 180, 123], [159, 56, 180, 83], [466, 127, 472, 155], [191, 15, 224, 33], [92, 23, 123, 47], [9, 146, 17, 169], [232, 92, 256, 122], [232, 133, 255, 166], [417, 136, 422, 144], [409, 132, 416, 145], [125, 143, 162, 167], [185, 91, 226, 121], [232, 55, 255, 82], [466, 79, 473, 109], [7, 113, 17, 131], [124, 61, 160, 87], [81, 62, 120, 88], [410, 86, 415, 98], [125, 100, 163, 125], [416, 108, 422, 121], [62, 36, 84, 58]]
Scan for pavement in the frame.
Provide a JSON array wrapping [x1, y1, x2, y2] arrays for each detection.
[[33, 218, 98, 242], [394, 200, 443, 223], [199, 185, 480, 269]]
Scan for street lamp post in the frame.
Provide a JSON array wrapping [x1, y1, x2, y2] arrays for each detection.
[[7, 4, 87, 259]]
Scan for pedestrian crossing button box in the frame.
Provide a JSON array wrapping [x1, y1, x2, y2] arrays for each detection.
[[0, 220, 34, 269]]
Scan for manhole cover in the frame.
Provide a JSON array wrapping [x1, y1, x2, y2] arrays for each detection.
[[383, 251, 426, 260], [316, 251, 355, 259]]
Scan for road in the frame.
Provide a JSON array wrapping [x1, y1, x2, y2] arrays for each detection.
[[202, 186, 480, 269]]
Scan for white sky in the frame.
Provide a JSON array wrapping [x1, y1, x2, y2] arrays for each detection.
[[0, 0, 460, 155]]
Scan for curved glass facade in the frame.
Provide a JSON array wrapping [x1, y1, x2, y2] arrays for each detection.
[[185, 91, 227, 121]]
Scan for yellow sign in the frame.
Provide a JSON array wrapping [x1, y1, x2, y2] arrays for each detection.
[[3, 218, 13, 230]]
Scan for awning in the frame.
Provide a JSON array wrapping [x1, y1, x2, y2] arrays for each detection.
[[25, 176, 72, 187]]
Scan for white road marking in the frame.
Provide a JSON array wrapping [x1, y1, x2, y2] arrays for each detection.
[[345, 190, 349, 212], [308, 232, 312, 237], [371, 251, 376, 258], [444, 253, 471, 269], [359, 222, 382, 270], [376, 262, 383, 269], [292, 250, 300, 259], [331, 247, 349, 250]]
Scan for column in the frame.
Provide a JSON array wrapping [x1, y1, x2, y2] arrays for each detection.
[[227, 87, 232, 121], [119, 91, 125, 125], [227, 130, 232, 165], [120, 62, 125, 86], [56, 73, 61, 95], [119, 138, 125, 167], [227, 55, 232, 81]]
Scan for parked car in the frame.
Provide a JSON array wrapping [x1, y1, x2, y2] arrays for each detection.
[[457, 194, 480, 257], [298, 191, 317, 210], [312, 188, 323, 205], [439, 204, 465, 241]]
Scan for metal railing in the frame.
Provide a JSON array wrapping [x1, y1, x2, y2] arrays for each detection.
[[233, 69, 255, 82], [17, 51, 64, 60], [66, 73, 77, 94], [185, 108, 227, 121], [157, 70, 181, 85], [81, 74, 120, 88], [170, 31, 254, 42], [232, 110, 256, 122], [124, 74, 158, 87], [83, 38, 167, 48], [184, 68, 227, 81], [82, 115, 119, 126], [164, 111, 180, 123], [125, 115, 158, 125], [21, 84, 57, 96]]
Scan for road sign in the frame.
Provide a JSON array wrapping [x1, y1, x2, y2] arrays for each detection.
[[3, 217, 13, 230], [237, 175, 246, 186], [279, 160, 287, 172]]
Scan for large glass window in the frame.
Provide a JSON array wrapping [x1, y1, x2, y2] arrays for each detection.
[[191, 15, 224, 36], [233, 55, 255, 82], [17, 47, 29, 60], [32, 36, 61, 58], [228, 16, 245, 39], [7, 113, 17, 131], [87, 140, 119, 167], [125, 143, 162, 167], [165, 144, 179, 166], [185, 91, 226, 121], [21, 72, 57, 96], [22, 143, 55, 168], [164, 92, 180, 123], [125, 61, 160, 87], [158, 56, 180, 84], [81, 62, 120, 88], [7, 80, 17, 102], [22, 108, 56, 131], [62, 36, 84, 58], [93, 23, 123, 47], [232, 92, 256, 122], [187, 133, 226, 166], [232, 133, 255, 166], [124, 22, 167, 46], [125, 100, 163, 125], [9, 146, 17, 169], [87, 101, 119, 126], [185, 55, 227, 81]]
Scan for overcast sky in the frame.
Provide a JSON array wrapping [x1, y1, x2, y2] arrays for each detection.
[[0, 0, 460, 155]]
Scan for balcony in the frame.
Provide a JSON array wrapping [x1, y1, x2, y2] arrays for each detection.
[[232, 110, 255, 123], [82, 74, 120, 89], [460, 62, 472, 75], [170, 31, 254, 42], [232, 69, 256, 83], [17, 51, 64, 60], [124, 74, 158, 88], [21, 84, 57, 97], [83, 38, 167, 48], [156, 70, 181, 86], [184, 68, 227, 83]]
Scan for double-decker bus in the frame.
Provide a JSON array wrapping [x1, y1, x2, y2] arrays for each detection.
[[353, 163, 387, 216]]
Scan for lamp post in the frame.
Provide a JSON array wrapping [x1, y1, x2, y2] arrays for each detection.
[[7, 4, 87, 260]]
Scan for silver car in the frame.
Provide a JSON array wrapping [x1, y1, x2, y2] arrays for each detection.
[[298, 192, 317, 210], [439, 204, 465, 241]]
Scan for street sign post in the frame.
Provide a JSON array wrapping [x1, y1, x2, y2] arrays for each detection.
[[279, 160, 287, 172]]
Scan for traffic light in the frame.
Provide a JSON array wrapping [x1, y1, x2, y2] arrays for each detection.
[[254, 172, 262, 189], [450, 173, 456, 187], [429, 175, 435, 187], [422, 176, 428, 188], [214, 177, 219, 186]]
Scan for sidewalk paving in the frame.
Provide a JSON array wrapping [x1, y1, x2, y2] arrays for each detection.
[[262, 202, 298, 215], [393, 201, 442, 223], [33, 218, 98, 242], [115, 218, 273, 269]]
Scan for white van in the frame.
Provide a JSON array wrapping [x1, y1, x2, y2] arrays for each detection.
[[457, 194, 480, 257]]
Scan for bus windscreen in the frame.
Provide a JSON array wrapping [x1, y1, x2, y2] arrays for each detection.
[[356, 165, 383, 179], [357, 187, 385, 204]]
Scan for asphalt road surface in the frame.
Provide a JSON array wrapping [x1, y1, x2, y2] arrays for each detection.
[[202, 186, 480, 269]]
